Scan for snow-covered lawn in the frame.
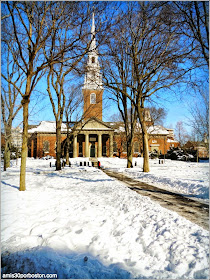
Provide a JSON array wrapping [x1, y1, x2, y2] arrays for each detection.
[[1, 158, 209, 279], [99, 157, 209, 202]]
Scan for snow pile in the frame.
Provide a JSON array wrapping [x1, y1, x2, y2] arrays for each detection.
[[99, 157, 209, 202], [1, 158, 209, 279]]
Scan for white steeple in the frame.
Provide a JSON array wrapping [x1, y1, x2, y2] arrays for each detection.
[[83, 13, 103, 90], [91, 12, 95, 40]]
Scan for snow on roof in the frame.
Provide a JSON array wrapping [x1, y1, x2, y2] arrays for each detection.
[[107, 122, 171, 135], [147, 125, 169, 135], [115, 126, 125, 133], [167, 139, 178, 143], [28, 121, 68, 133], [28, 121, 171, 136], [82, 128, 112, 130]]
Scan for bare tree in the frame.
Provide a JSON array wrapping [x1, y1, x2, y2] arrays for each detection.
[[173, 1, 209, 67], [1, 46, 23, 170], [187, 87, 209, 146], [64, 86, 83, 165], [2, 1, 92, 190], [149, 107, 168, 126], [102, 13, 138, 168], [175, 121, 189, 147], [45, 3, 104, 170], [104, 2, 196, 172]]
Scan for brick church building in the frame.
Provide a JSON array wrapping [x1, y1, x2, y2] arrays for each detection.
[[28, 13, 179, 159]]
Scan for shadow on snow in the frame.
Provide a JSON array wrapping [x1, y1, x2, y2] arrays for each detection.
[[1, 246, 132, 279], [1, 181, 19, 190]]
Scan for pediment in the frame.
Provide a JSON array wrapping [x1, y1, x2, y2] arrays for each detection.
[[77, 117, 113, 131]]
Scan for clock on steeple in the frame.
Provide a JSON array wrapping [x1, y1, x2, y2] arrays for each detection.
[[82, 13, 103, 121]]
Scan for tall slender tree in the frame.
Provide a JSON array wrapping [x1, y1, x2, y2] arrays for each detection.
[[103, 27, 138, 167], [44, 3, 99, 170], [1, 45, 23, 170], [2, 1, 91, 190], [64, 86, 83, 165], [103, 2, 196, 172]]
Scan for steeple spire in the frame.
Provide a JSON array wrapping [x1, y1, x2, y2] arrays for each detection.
[[90, 12, 96, 52], [91, 12, 95, 37], [83, 12, 103, 90]]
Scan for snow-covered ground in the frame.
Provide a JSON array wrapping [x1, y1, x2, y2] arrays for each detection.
[[1, 158, 209, 279], [99, 157, 209, 202]]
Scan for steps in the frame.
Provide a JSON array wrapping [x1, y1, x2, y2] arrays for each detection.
[[89, 157, 98, 167]]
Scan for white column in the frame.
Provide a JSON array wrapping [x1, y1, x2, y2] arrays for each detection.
[[85, 133, 89, 157], [98, 133, 102, 157], [109, 133, 113, 157], [73, 134, 77, 158]]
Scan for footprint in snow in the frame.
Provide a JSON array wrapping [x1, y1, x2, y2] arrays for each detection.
[[75, 229, 83, 234]]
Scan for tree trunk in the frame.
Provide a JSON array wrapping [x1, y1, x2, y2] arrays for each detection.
[[5, 141, 10, 169], [138, 105, 150, 172], [4, 142, 10, 171], [65, 121, 70, 165], [127, 140, 133, 168], [66, 149, 69, 166], [66, 136, 70, 166], [56, 120, 62, 171], [142, 129, 150, 172], [20, 97, 30, 191], [4, 126, 12, 170]]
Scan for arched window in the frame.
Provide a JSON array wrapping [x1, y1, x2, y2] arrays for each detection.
[[90, 93, 96, 104], [92, 57, 95, 63]]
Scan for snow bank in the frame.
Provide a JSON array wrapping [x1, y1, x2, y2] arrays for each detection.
[[99, 157, 209, 202], [1, 158, 209, 279]]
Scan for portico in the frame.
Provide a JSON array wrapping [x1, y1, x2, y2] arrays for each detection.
[[72, 117, 114, 158]]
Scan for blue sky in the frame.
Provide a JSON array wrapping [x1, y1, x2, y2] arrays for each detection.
[[9, 2, 208, 136], [11, 79, 203, 136], [11, 57, 208, 136]]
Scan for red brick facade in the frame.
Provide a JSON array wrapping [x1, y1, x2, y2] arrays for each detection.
[[83, 89, 103, 120], [28, 121, 180, 159], [29, 133, 67, 158], [112, 134, 179, 158]]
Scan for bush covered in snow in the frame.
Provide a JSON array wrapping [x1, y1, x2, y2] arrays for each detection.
[[166, 148, 196, 161]]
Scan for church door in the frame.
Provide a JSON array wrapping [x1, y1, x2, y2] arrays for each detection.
[[90, 142, 95, 157]]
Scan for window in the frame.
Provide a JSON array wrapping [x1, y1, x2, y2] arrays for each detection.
[[43, 141, 50, 153], [134, 142, 139, 153], [152, 140, 157, 143], [122, 142, 127, 152], [113, 141, 117, 153], [92, 57, 95, 63], [90, 93, 96, 104]]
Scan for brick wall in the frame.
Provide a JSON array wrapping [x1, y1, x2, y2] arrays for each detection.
[[112, 134, 179, 158], [29, 133, 67, 158], [83, 89, 103, 120]]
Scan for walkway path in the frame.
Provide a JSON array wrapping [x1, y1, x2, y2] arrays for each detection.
[[102, 168, 209, 230]]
